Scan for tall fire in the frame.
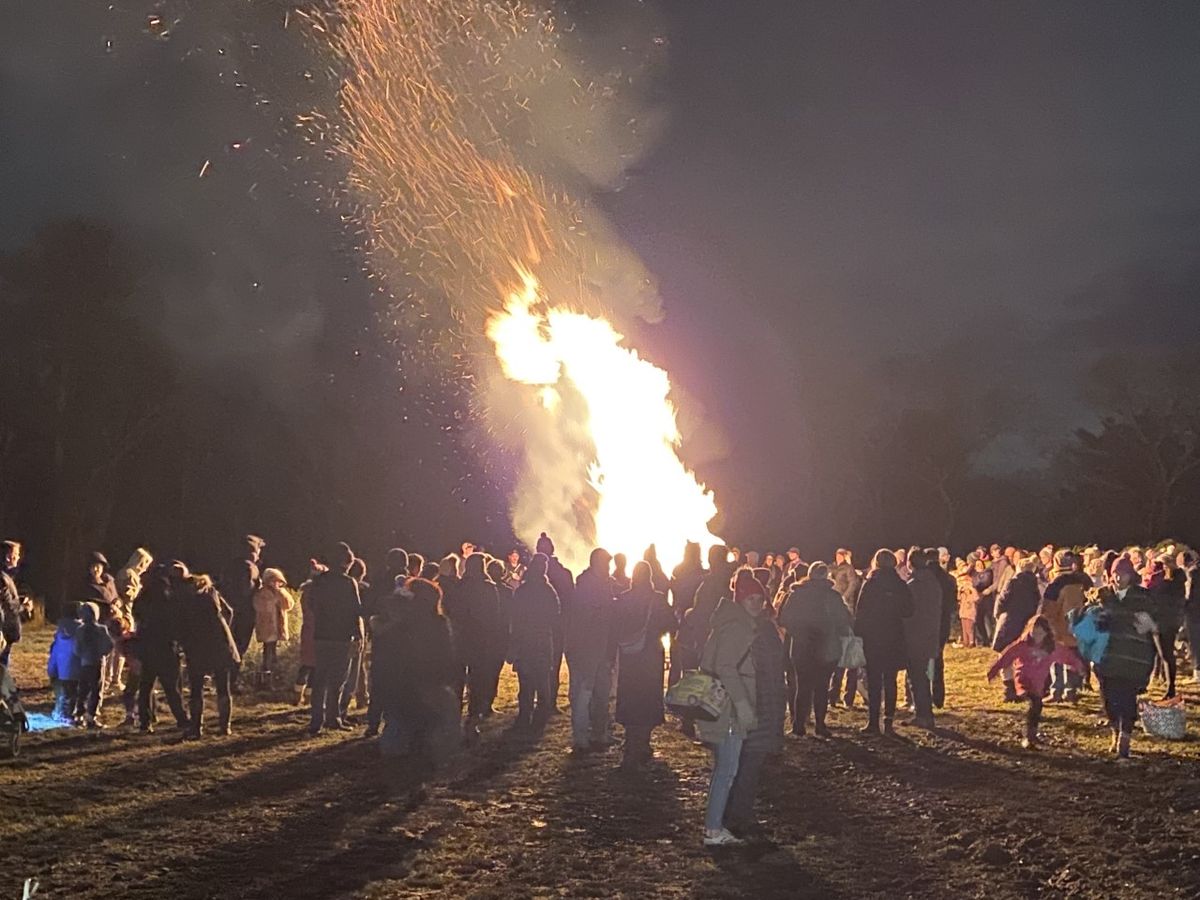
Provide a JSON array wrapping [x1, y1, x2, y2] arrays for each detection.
[[322, 0, 722, 570]]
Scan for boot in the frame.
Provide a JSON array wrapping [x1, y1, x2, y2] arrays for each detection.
[[882, 717, 895, 736], [1116, 731, 1132, 761], [217, 696, 232, 736]]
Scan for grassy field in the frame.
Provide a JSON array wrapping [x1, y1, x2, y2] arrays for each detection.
[[4, 626, 1200, 899]]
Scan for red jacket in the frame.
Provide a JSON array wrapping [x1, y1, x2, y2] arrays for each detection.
[[987, 640, 1084, 697]]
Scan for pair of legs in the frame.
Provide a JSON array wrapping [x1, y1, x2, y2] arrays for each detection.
[[705, 730, 744, 835], [77, 664, 103, 724], [863, 663, 899, 731], [792, 657, 835, 735], [1098, 675, 1139, 758], [515, 660, 553, 729], [907, 657, 935, 725], [959, 617, 976, 648], [52, 679, 78, 720], [828, 666, 859, 707], [622, 723, 654, 766], [261, 641, 278, 673], [465, 654, 501, 719], [1051, 662, 1083, 700], [566, 654, 612, 749], [187, 666, 232, 737], [139, 656, 188, 730], [309, 640, 353, 733], [1154, 627, 1179, 697], [339, 641, 365, 718], [725, 744, 771, 831]]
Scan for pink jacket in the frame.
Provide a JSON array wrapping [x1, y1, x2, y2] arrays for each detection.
[[987, 641, 1084, 698]]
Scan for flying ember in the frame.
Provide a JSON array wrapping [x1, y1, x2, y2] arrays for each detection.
[[324, 0, 723, 568]]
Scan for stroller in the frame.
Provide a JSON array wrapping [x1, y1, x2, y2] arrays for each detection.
[[0, 661, 29, 759]]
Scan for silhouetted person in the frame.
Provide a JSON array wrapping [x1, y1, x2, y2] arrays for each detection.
[[305, 543, 363, 735], [178, 567, 239, 738], [536, 532, 574, 710], [565, 547, 616, 753], [509, 553, 560, 730], [220, 534, 264, 692], [854, 550, 912, 735], [614, 561, 675, 766], [134, 564, 190, 733]]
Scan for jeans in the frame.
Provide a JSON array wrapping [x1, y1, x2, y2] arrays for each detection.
[[705, 730, 745, 831], [310, 640, 354, 731], [864, 663, 899, 726], [932, 649, 946, 709], [567, 654, 612, 748], [52, 679, 78, 720], [725, 745, 770, 827]]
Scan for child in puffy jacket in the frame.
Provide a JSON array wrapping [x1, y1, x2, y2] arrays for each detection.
[[73, 602, 114, 728], [988, 615, 1085, 750], [47, 601, 82, 721]]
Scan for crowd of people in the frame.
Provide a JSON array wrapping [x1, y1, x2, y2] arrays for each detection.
[[0, 533, 1196, 846]]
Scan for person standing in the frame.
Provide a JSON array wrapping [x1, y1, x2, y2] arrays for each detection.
[[72, 602, 114, 728], [991, 557, 1043, 702], [928, 548, 958, 709], [778, 562, 852, 737], [220, 535, 264, 692], [724, 577, 786, 839], [451, 553, 504, 726], [667, 542, 705, 686], [1148, 551, 1187, 698], [698, 570, 763, 847], [178, 568, 240, 738], [536, 533, 574, 710], [854, 550, 912, 735], [509, 554, 561, 731], [564, 548, 617, 754], [252, 568, 294, 681], [613, 561, 675, 767], [0, 541, 24, 668], [134, 564, 190, 734], [1094, 558, 1162, 761], [83, 552, 119, 620], [903, 549, 942, 730], [828, 549, 863, 708], [1041, 550, 1092, 701], [305, 543, 363, 736]]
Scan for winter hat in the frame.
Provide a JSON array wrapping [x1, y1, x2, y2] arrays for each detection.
[[1053, 549, 1074, 569], [1112, 556, 1138, 584], [536, 533, 555, 556], [89, 551, 109, 569], [807, 561, 830, 582], [732, 568, 765, 603]]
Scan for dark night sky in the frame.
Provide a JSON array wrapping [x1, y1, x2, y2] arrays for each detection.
[[4, 1, 1200, 546]]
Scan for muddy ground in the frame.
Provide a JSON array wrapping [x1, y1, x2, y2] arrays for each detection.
[[4, 627, 1200, 899]]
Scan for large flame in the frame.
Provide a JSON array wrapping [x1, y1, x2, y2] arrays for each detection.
[[488, 269, 720, 572]]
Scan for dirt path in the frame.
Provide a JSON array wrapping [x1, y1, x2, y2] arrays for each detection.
[[4, 629, 1199, 899]]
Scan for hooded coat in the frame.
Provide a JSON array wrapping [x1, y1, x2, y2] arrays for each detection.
[[1041, 570, 1092, 648], [677, 566, 733, 652], [134, 576, 183, 670], [854, 568, 913, 671], [696, 598, 759, 744], [904, 567, 944, 665], [48, 616, 82, 681], [179, 581, 240, 674], [73, 603, 114, 668], [252, 585, 294, 644], [778, 579, 853, 666], [830, 563, 864, 614], [992, 571, 1042, 650]]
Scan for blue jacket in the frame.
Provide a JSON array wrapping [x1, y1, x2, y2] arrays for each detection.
[[47, 618, 82, 681], [1069, 605, 1110, 665]]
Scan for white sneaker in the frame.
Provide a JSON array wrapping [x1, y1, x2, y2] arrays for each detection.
[[703, 828, 744, 847]]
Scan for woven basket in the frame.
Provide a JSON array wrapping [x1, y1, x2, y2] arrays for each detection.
[[1139, 697, 1186, 740]]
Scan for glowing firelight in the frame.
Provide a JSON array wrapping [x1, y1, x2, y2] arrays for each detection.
[[488, 269, 720, 572], [322, 0, 723, 571]]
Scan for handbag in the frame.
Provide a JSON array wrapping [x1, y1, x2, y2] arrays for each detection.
[[664, 645, 752, 721], [617, 600, 656, 657], [839, 635, 866, 669], [1140, 696, 1186, 740]]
